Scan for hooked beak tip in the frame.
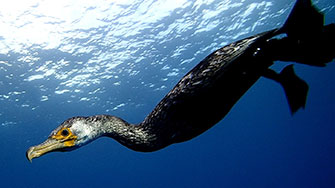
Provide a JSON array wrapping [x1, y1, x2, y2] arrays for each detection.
[[26, 146, 35, 163], [25, 138, 67, 162]]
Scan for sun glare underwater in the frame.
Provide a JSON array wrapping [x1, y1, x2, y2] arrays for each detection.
[[0, 0, 334, 188]]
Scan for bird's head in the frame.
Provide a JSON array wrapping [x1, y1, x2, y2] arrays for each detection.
[[26, 116, 98, 162]]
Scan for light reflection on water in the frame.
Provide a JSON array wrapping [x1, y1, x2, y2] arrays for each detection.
[[0, 1, 334, 187], [0, 0, 316, 121]]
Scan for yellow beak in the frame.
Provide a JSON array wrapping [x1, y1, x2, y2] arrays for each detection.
[[26, 138, 64, 162]]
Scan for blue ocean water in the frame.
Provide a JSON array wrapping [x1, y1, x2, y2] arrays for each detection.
[[0, 0, 334, 187]]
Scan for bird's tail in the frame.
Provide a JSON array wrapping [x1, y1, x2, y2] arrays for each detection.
[[281, 0, 323, 44], [264, 0, 334, 113], [274, 0, 335, 66]]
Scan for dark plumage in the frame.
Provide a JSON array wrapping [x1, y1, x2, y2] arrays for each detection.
[[26, 0, 335, 162]]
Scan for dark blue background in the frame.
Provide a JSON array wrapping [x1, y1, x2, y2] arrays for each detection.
[[0, 0, 334, 187]]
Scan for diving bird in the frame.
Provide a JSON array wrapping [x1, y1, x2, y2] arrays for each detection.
[[27, 0, 335, 162]]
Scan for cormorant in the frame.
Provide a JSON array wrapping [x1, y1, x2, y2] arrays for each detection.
[[26, 0, 335, 162]]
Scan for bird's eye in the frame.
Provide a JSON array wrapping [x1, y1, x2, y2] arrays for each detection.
[[61, 129, 69, 137]]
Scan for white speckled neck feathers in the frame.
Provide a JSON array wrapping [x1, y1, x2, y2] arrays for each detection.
[[61, 115, 162, 151]]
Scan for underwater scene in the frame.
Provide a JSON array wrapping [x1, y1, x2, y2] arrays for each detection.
[[0, 0, 334, 187]]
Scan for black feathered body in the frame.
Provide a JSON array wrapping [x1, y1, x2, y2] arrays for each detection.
[[26, 0, 335, 161], [139, 30, 279, 150]]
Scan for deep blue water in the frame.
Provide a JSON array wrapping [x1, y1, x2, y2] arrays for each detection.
[[0, 0, 334, 187]]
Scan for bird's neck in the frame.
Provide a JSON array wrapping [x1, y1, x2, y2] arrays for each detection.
[[90, 115, 163, 152]]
